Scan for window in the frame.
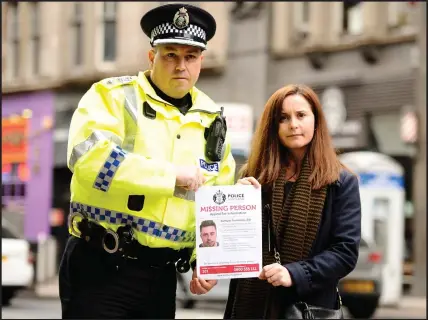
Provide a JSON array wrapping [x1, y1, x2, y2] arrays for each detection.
[[388, 2, 416, 33], [71, 3, 84, 66], [29, 2, 40, 75], [302, 2, 310, 24], [1, 162, 27, 214], [292, 2, 310, 41], [7, 2, 19, 78], [102, 2, 117, 62], [8, 183, 26, 197], [343, 1, 363, 36]]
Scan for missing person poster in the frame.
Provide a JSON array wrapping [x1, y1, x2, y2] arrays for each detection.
[[195, 185, 262, 279]]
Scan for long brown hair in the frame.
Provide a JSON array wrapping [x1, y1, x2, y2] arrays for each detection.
[[241, 84, 343, 190]]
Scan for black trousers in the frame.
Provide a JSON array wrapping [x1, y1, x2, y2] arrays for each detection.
[[59, 236, 177, 319]]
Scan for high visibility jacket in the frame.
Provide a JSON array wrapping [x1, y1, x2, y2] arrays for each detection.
[[67, 70, 236, 263]]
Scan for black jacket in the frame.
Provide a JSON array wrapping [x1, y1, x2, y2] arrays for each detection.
[[224, 170, 362, 318], [283, 170, 362, 308]]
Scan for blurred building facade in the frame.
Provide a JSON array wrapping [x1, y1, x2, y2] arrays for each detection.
[[413, 1, 426, 296], [2, 2, 424, 290]]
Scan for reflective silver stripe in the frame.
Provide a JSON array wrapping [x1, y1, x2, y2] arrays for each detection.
[[122, 84, 138, 152], [123, 85, 138, 123], [69, 130, 123, 171], [70, 201, 196, 243], [173, 187, 195, 202]]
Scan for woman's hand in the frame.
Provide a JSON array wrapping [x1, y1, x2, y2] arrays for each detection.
[[189, 269, 218, 295], [236, 176, 261, 189], [259, 263, 293, 287]]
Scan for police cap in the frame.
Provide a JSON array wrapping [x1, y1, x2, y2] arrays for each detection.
[[140, 3, 216, 50]]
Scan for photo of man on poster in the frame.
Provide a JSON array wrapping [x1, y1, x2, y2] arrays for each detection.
[[199, 220, 219, 248]]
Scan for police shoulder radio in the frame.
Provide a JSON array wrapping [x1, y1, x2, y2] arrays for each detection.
[[205, 107, 227, 162]]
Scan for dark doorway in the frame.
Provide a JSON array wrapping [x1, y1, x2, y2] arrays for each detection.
[[51, 166, 73, 269]]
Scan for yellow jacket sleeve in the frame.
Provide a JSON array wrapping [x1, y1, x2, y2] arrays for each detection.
[[190, 136, 236, 267], [67, 82, 177, 197]]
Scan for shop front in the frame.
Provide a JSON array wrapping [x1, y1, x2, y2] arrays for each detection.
[[2, 91, 55, 243]]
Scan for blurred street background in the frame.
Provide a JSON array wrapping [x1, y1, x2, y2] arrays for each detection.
[[1, 1, 426, 319]]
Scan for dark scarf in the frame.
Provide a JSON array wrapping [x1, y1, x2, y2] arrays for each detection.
[[271, 156, 328, 263], [228, 157, 328, 319]]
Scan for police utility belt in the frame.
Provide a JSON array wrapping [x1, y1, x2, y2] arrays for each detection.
[[70, 210, 191, 273], [205, 106, 227, 162]]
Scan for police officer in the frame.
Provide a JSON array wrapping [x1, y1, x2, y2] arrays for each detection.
[[59, 3, 236, 319]]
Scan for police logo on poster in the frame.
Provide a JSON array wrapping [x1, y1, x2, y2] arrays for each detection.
[[213, 190, 226, 205]]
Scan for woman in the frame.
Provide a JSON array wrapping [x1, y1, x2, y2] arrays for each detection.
[[223, 85, 361, 319]]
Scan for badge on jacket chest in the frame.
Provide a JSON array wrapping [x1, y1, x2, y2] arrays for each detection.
[[199, 158, 219, 173]]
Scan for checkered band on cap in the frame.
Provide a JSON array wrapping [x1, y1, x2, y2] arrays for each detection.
[[151, 22, 206, 42]]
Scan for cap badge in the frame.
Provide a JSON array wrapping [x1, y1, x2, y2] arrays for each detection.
[[173, 7, 189, 29]]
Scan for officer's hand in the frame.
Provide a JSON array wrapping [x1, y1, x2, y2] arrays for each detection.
[[189, 268, 217, 295], [175, 166, 206, 192], [236, 176, 261, 189]]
